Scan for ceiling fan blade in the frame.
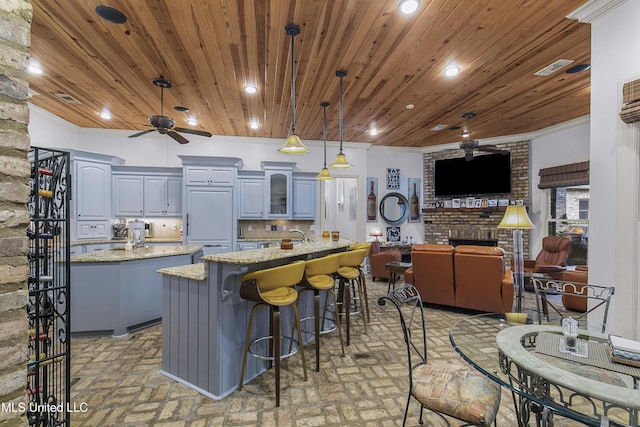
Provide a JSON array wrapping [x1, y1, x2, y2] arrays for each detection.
[[168, 130, 189, 144], [174, 127, 212, 138], [128, 129, 156, 138], [464, 151, 474, 161]]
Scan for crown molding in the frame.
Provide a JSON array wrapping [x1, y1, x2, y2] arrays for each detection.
[[567, 0, 628, 23]]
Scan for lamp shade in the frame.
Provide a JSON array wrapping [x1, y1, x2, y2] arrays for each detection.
[[278, 134, 309, 154], [316, 167, 332, 180], [497, 205, 535, 230], [330, 152, 352, 168], [370, 226, 382, 237]]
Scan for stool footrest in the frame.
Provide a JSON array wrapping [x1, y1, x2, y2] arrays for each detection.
[[299, 316, 338, 335], [248, 336, 300, 361]]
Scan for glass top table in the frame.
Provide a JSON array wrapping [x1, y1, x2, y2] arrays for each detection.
[[449, 313, 640, 427]]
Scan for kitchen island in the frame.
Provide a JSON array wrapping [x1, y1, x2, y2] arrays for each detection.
[[158, 239, 352, 400], [70, 244, 203, 337]]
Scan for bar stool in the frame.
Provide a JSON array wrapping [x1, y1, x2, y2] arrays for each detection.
[[349, 242, 372, 323], [238, 260, 308, 407], [298, 253, 346, 371], [336, 248, 368, 345]]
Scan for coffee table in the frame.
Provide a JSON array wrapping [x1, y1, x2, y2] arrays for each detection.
[[384, 261, 412, 293]]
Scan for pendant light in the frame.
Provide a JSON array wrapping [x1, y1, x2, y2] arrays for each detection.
[[330, 70, 352, 168], [278, 24, 309, 154], [316, 102, 333, 180]]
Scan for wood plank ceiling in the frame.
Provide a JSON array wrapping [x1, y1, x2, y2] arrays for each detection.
[[28, 0, 590, 148]]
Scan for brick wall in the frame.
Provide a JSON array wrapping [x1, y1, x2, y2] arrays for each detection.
[[0, 1, 32, 424], [422, 140, 531, 262]]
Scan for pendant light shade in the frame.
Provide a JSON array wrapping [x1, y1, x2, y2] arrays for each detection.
[[278, 24, 309, 154], [316, 102, 333, 180], [330, 70, 353, 168]]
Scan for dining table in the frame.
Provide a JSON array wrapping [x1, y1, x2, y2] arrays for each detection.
[[449, 313, 640, 427]]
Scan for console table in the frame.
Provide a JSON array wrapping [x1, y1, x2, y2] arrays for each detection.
[[380, 244, 412, 262]]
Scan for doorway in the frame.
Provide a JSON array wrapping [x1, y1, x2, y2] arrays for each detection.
[[320, 177, 361, 242]]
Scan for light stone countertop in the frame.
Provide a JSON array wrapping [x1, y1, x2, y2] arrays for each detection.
[[70, 244, 203, 263], [202, 239, 353, 265], [157, 263, 206, 281], [71, 237, 182, 246]]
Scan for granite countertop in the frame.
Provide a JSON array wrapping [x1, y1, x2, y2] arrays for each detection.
[[71, 237, 182, 246], [70, 245, 203, 263], [203, 239, 353, 265], [157, 263, 206, 281]]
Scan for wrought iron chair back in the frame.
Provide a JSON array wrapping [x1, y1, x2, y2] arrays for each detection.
[[531, 277, 615, 333]]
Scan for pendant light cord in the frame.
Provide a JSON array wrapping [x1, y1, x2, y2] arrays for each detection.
[[336, 70, 347, 153], [289, 27, 297, 135], [321, 102, 329, 166]]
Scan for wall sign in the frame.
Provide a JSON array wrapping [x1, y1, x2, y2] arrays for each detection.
[[386, 168, 400, 189]]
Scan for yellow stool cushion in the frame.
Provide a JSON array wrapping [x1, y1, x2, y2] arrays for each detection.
[[307, 274, 335, 291], [337, 266, 360, 279], [259, 286, 299, 306]]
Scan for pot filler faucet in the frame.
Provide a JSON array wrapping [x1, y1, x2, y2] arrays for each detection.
[[289, 228, 307, 243]]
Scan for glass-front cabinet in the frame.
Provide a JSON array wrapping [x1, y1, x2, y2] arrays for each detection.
[[262, 162, 294, 219]]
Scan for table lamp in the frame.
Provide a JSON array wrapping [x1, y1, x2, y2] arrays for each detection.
[[369, 226, 382, 241], [498, 205, 535, 312]]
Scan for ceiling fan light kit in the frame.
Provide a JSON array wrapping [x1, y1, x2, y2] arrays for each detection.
[[278, 24, 309, 155], [128, 78, 212, 144], [316, 102, 333, 180], [458, 111, 509, 161], [330, 70, 353, 169]]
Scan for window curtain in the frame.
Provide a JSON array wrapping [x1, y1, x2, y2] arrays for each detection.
[[538, 161, 589, 189], [620, 79, 640, 123]]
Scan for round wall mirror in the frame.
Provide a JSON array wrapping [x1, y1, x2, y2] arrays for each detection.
[[379, 192, 409, 225]]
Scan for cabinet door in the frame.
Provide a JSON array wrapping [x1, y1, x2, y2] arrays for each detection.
[[165, 177, 182, 216], [143, 177, 166, 216], [266, 171, 291, 218], [293, 179, 317, 219], [185, 188, 233, 246], [76, 161, 110, 220], [238, 179, 264, 218], [75, 221, 109, 239], [113, 175, 144, 217], [184, 167, 211, 186]]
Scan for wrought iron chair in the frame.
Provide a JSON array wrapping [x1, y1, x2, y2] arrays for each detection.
[[531, 276, 615, 333], [378, 285, 501, 426]]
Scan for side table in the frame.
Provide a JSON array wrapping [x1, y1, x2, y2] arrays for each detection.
[[385, 261, 412, 293]]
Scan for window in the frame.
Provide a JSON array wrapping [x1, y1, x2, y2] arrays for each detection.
[[547, 186, 589, 266]]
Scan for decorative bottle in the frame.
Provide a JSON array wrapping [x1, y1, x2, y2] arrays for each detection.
[[367, 181, 377, 221], [409, 182, 419, 220]]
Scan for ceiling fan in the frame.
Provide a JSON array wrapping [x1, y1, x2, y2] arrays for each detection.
[[458, 112, 508, 161], [128, 78, 212, 144]]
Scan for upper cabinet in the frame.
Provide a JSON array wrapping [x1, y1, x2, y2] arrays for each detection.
[[112, 166, 182, 217], [263, 162, 294, 219], [75, 161, 112, 221], [238, 163, 316, 220], [292, 174, 317, 219]]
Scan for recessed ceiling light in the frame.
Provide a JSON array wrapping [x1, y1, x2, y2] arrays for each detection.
[[406, 104, 415, 110], [187, 118, 198, 126], [244, 85, 258, 94], [398, 0, 420, 15], [99, 110, 111, 120], [369, 129, 378, 136], [28, 62, 43, 75], [95, 6, 127, 24], [444, 66, 460, 77], [462, 130, 470, 138], [174, 106, 189, 112], [249, 120, 259, 129]]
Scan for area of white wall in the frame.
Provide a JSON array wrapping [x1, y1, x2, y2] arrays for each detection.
[[365, 146, 424, 243], [587, 0, 640, 339], [529, 119, 590, 256]]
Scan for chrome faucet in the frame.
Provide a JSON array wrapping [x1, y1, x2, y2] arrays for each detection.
[[123, 227, 143, 247], [290, 228, 307, 243]]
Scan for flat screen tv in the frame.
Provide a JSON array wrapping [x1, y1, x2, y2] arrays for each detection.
[[434, 153, 511, 197]]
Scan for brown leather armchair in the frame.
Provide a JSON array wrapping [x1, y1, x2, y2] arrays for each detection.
[[454, 245, 514, 313], [524, 236, 571, 278], [561, 266, 588, 312], [369, 241, 401, 282], [408, 244, 456, 307]]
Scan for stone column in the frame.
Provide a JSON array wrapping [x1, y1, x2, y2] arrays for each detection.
[[0, 0, 33, 424]]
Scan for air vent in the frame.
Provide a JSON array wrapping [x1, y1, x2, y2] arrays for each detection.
[[54, 93, 81, 104], [430, 124, 449, 131], [534, 59, 575, 76]]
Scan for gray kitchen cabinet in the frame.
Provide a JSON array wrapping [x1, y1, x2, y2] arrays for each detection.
[[238, 174, 265, 218], [75, 221, 109, 240], [75, 160, 112, 221], [113, 174, 144, 217], [238, 241, 259, 251], [262, 161, 295, 218], [144, 176, 182, 217], [180, 156, 243, 255], [292, 174, 317, 219]]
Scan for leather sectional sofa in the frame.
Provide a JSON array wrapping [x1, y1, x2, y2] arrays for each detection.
[[405, 244, 514, 313]]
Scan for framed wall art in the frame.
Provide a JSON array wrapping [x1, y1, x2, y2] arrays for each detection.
[[386, 168, 400, 189]]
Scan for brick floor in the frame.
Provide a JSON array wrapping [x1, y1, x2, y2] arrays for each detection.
[[66, 277, 583, 426]]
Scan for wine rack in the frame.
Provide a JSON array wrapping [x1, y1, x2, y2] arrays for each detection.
[[27, 147, 71, 426]]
